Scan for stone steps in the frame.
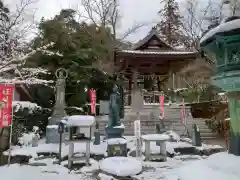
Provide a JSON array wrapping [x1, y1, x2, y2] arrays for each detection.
[[97, 105, 220, 141]]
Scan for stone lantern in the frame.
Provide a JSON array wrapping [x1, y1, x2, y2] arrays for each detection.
[[200, 10, 240, 155]]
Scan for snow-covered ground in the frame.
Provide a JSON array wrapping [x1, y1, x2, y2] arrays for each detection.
[[1, 152, 240, 180], [1, 133, 235, 180]]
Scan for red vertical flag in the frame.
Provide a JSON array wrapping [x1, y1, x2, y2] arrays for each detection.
[[159, 95, 165, 119], [0, 84, 14, 128], [89, 89, 96, 115]]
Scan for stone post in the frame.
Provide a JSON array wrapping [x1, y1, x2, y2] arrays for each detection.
[[46, 68, 68, 144]]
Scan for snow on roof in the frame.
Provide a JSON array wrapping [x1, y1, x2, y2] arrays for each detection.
[[225, 117, 230, 121], [66, 115, 95, 127], [200, 19, 240, 44], [119, 50, 197, 55], [218, 92, 226, 96], [141, 134, 170, 141], [99, 157, 142, 177]]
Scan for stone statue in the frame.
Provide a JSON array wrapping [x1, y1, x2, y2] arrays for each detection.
[[108, 84, 121, 127], [46, 68, 68, 144]]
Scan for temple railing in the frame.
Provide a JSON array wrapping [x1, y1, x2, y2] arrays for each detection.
[[124, 91, 170, 105]]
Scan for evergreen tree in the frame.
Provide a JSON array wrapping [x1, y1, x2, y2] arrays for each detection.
[[0, 0, 10, 57], [157, 0, 186, 47]]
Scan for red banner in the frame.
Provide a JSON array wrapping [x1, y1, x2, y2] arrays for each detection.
[[159, 95, 164, 119], [89, 89, 96, 114], [181, 103, 185, 122], [0, 84, 14, 128]]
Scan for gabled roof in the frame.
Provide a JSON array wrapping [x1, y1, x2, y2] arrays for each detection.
[[132, 27, 173, 50]]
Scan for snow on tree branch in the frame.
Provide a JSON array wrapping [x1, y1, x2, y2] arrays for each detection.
[[0, 1, 64, 85], [0, 42, 62, 85]]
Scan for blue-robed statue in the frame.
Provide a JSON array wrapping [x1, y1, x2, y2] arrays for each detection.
[[108, 84, 121, 127], [105, 84, 124, 138]]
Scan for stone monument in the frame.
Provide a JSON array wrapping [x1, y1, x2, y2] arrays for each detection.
[[46, 68, 68, 143], [105, 84, 125, 138]]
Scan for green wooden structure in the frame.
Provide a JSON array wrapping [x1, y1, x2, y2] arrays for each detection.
[[200, 17, 240, 155]]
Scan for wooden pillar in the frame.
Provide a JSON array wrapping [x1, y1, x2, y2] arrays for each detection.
[[128, 78, 132, 106], [172, 72, 175, 90], [169, 71, 172, 90]]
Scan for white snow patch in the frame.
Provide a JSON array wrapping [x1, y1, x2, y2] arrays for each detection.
[[13, 101, 42, 113], [100, 157, 142, 177], [0, 164, 87, 180], [47, 125, 58, 129], [141, 134, 170, 141], [200, 19, 240, 43], [79, 159, 99, 173], [107, 138, 127, 145], [176, 152, 240, 180], [163, 131, 180, 141], [98, 173, 117, 180], [4, 141, 107, 158], [18, 132, 40, 146], [196, 143, 223, 151], [113, 124, 125, 128], [67, 115, 95, 127]]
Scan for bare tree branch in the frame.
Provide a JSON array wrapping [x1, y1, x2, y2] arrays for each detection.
[[78, 0, 148, 75]]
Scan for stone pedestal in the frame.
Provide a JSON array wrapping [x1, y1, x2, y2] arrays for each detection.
[[107, 138, 127, 157], [46, 126, 68, 144], [105, 124, 125, 139]]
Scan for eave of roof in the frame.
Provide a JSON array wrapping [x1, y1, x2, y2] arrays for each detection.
[[117, 50, 198, 56]]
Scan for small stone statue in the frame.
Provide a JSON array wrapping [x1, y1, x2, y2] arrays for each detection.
[[192, 124, 202, 147], [108, 84, 121, 127]]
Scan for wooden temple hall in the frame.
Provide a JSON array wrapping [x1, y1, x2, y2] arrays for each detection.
[[114, 28, 199, 105]]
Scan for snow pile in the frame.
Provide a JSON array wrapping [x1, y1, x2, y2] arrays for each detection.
[[79, 159, 99, 173], [107, 138, 127, 145], [163, 131, 180, 141], [176, 152, 240, 180], [18, 133, 36, 146], [142, 134, 170, 141], [18, 126, 40, 146], [13, 101, 42, 113], [66, 115, 95, 127], [100, 157, 142, 177]]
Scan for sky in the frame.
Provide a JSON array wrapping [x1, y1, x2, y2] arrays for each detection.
[[35, 0, 163, 42], [4, 0, 207, 42]]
